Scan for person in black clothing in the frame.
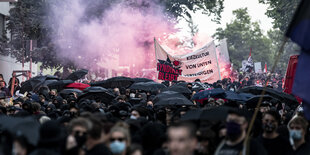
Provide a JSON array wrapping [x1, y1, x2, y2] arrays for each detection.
[[84, 116, 112, 155], [214, 109, 267, 155], [257, 110, 292, 155]]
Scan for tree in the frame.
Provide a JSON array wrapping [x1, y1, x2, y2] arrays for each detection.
[[259, 0, 302, 74], [213, 8, 274, 70]]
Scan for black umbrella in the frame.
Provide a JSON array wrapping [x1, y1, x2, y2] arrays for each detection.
[[47, 80, 74, 91], [162, 85, 192, 95], [239, 86, 298, 105], [91, 76, 134, 88], [0, 116, 40, 146], [130, 81, 166, 92], [133, 78, 154, 83], [66, 69, 88, 81], [192, 88, 225, 100], [59, 89, 83, 99], [224, 91, 254, 102], [33, 79, 59, 92], [78, 86, 116, 104], [245, 95, 275, 109], [20, 76, 47, 94], [181, 106, 236, 122], [153, 91, 194, 107]]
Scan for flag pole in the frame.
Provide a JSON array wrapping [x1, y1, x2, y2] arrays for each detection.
[[244, 37, 288, 155]]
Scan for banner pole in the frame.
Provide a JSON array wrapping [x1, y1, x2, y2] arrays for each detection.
[[214, 41, 221, 80]]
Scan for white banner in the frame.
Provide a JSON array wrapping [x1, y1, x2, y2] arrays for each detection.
[[217, 38, 230, 63], [154, 38, 221, 83]]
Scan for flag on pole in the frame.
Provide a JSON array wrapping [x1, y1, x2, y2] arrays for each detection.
[[264, 63, 267, 73], [286, 0, 310, 119]]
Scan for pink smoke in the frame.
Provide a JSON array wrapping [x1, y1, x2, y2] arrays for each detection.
[[48, 0, 176, 79]]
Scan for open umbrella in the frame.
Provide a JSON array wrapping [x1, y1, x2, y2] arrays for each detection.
[[181, 106, 236, 122], [153, 91, 194, 107], [130, 81, 166, 92], [91, 76, 134, 88], [192, 88, 226, 100], [59, 89, 83, 99], [224, 91, 254, 102], [66, 69, 88, 81], [20, 76, 47, 94], [78, 86, 116, 104], [245, 95, 276, 109], [239, 86, 298, 105], [65, 83, 90, 91], [47, 80, 74, 91], [0, 116, 40, 146], [133, 78, 154, 83], [162, 84, 192, 95]]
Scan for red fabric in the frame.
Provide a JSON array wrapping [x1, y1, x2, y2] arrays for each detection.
[[284, 55, 299, 94], [65, 83, 90, 91]]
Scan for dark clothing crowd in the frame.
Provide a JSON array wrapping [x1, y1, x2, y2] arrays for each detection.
[[0, 71, 309, 155]]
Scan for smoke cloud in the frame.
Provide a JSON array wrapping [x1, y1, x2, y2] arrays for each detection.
[[48, 0, 176, 79]]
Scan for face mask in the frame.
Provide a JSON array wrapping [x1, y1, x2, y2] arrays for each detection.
[[226, 121, 242, 141], [75, 133, 87, 147], [262, 123, 276, 133], [130, 93, 135, 98], [130, 115, 137, 120], [109, 141, 126, 154], [289, 129, 302, 140], [147, 105, 153, 109]]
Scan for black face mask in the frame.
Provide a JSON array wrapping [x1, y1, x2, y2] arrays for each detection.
[[262, 123, 276, 133], [226, 121, 242, 142], [75, 133, 87, 147]]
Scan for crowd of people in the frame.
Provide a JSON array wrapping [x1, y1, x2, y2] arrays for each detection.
[[0, 71, 309, 155]]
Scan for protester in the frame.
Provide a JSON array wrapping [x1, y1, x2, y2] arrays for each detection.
[[0, 71, 306, 155], [287, 116, 310, 154], [257, 110, 292, 155], [166, 122, 197, 155], [214, 109, 267, 155], [108, 122, 131, 155]]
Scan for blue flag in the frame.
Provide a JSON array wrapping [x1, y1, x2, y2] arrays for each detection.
[[287, 0, 310, 119], [292, 52, 310, 119]]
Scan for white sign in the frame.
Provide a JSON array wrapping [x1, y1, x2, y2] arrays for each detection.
[[254, 62, 262, 73], [155, 38, 221, 83]]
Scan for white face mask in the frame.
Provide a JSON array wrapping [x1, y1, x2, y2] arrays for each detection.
[[130, 115, 137, 120], [130, 93, 135, 98]]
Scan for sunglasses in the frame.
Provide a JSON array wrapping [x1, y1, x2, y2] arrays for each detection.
[[110, 137, 125, 142], [73, 131, 87, 136]]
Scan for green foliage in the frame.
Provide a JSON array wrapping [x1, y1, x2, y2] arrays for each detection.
[[162, 0, 224, 23], [258, 0, 300, 32], [213, 8, 274, 70]]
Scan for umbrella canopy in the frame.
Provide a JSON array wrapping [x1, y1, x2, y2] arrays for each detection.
[[133, 78, 154, 83], [162, 84, 192, 95], [65, 83, 90, 91], [66, 69, 88, 81], [239, 86, 299, 105], [192, 88, 226, 100], [0, 116, 40, 146], [224, 91, 254, 102], [130, 81, 166, 92], [20, 76, 48, 94], [59, 89, 83, 99], [153, 91, 193, 107], [245, 95, 275, 109], [91, 76, 134, 88], [181, 106, 237, 122], [78, 86, 116, 104], [47, 80, 74, 91]]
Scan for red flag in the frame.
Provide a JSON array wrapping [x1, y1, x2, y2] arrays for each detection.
[[264, 63, 267, 73]]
